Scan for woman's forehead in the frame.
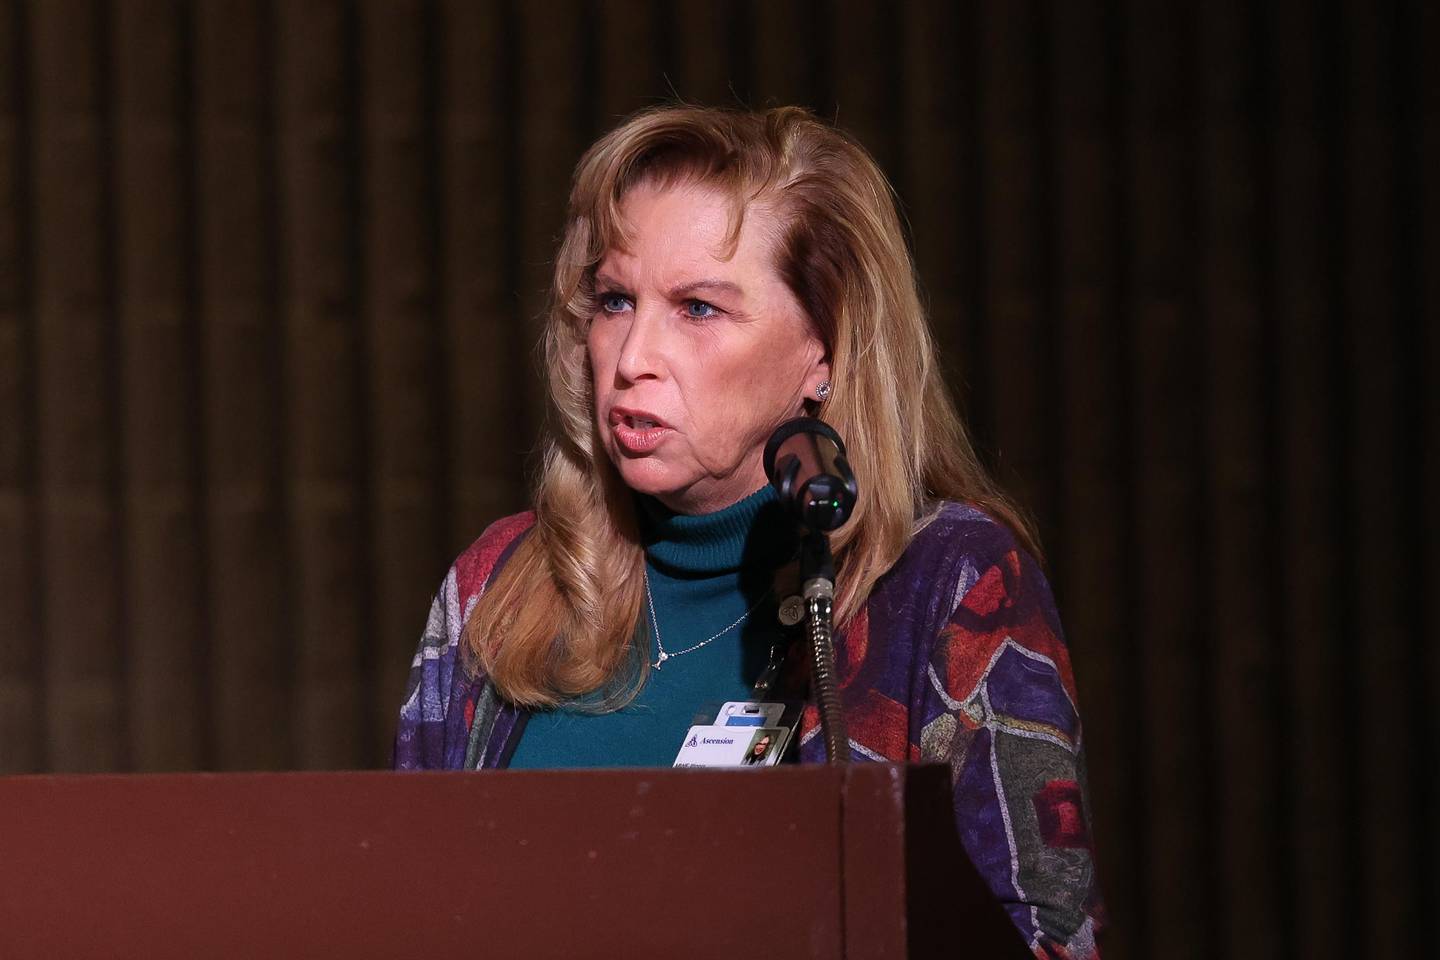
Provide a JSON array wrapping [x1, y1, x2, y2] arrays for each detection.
[[596, 180, 781, 279]]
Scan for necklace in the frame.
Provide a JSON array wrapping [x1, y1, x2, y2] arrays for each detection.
[[645, 574, 769, 668]]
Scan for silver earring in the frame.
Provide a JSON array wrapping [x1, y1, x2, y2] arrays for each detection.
[[815, 380, 832, 402]]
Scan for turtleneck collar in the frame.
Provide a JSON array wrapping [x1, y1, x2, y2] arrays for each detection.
[[638, 484, 797, 577]]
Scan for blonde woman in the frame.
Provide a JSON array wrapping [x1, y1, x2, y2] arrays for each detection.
[[395, 105, 1104, 956]]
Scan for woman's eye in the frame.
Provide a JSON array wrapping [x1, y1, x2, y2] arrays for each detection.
[[598, 292, 632, 313], [684, 299, 719, 319]]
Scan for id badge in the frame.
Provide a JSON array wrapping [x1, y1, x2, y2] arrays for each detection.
[[673, 724, 790, 768], [671, 700, 801, 768]]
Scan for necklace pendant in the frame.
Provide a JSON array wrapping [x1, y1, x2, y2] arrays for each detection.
[[654, 650, 669, 668]]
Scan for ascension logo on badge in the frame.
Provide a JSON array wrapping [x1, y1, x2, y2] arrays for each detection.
[[685, 733, 698, 748]]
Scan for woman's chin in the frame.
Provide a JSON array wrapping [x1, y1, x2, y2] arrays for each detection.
[[613, 458, 687, 501]]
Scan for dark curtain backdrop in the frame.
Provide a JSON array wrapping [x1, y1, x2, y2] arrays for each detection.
[[0, 1, 1434, 957]]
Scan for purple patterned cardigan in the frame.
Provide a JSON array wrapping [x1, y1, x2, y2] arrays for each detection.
[[394, 502, 1105, 958]]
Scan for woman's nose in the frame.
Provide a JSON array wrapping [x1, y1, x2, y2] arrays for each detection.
[[615, 306, 667, 383]]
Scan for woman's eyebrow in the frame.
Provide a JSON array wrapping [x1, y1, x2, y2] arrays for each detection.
[[593, 272, 629, 291], [669, 278, 744, 300]]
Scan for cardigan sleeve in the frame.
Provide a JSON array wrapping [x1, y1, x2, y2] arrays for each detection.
[[392, 511, 537, 770], [393, 565, 465, 770], [920, 534, 1106, 959]]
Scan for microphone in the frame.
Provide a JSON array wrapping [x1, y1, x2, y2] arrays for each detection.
[[763, 416, 857, 765], [763, 418, 858, 533]]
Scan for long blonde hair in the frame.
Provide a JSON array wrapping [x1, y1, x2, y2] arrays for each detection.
[[466, 104, 1038, 709]]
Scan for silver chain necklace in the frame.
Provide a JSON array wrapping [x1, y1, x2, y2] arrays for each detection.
[[645, 574, 769, 668]]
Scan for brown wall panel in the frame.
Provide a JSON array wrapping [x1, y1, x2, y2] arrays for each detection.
[[1124, 5, 1209, 956], [32, 0, 126, 773], [360, 0, 445, 765], [748, 0, 820, 110], [829, 0, 899, 180], [114, 0, 206, 772], [196, 0, 290, 772], [1342, 4, 1415, 955], [1049, 5, 1130, 958], [978, 1, 1053, 532], [438, 1, 518, 549], [595, 0, 659, 127], [514, 0, 585, 443], [899, 0, 973, 389], [0, 0, 40, 774], [1419, 0, 1440, 927], [276, 2, 367, 770], [1272, 2, 1345, 956], [1198, 5, 1281, 957], [671, 0, 735, 106]]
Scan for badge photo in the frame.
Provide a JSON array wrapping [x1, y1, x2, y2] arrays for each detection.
[[737, 727, 788, 766]]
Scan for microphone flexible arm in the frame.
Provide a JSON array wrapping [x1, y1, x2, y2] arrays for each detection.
[[800, 533, 848, 765]]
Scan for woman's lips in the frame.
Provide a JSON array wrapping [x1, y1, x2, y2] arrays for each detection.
[[609, 408, 672, 454]]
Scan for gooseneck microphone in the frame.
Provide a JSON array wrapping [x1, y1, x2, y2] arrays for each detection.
[[763, 417, 858, 765], [762, 417, 859, 534]]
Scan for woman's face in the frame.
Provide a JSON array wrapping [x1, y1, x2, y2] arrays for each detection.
[[587, 180, 828, 515]]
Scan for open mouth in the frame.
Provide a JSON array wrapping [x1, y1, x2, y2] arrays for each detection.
[[609, 408, 670, 453], [610, 407, 669, 431]]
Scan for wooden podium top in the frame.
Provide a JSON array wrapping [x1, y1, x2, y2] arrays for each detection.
[[0, 764, 1025, 959]]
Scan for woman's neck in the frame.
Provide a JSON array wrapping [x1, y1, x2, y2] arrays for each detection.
[[637, 484, 795, 577]]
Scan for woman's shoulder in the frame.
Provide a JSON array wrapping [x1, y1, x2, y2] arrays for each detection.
[[881, 499, 1057, 630], [901, 501, 1032, 584], [450, 510, 536, 603], [911, 500, 1021, 555]]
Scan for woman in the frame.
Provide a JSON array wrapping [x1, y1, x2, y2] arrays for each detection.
[[395, 104, 1103, 956]]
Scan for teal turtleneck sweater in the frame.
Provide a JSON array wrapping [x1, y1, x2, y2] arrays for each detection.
[[507, 484, 795, 769]]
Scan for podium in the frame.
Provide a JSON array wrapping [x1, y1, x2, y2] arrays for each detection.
[[0, 764, 1028, 959]]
